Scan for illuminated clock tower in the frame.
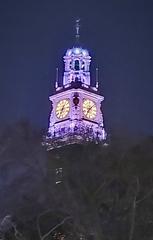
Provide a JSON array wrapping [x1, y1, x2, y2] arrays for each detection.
[[45, 20, 106, 150]]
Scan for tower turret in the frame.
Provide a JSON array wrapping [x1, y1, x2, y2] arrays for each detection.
[[45, 21, 106, 150], [62, 47, 91, 88]]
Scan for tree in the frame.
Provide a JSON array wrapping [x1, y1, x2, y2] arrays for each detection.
[[1, 122, 153, 240]]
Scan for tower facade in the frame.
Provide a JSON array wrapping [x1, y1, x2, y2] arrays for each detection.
[[45, 24, 106, 150]]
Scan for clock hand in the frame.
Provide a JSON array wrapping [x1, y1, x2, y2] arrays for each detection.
[[87, 105, 94, 113], [60, 106, 65, 115]]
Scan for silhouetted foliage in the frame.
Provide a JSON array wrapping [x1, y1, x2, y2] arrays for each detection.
[[0, 121, 153, 240]]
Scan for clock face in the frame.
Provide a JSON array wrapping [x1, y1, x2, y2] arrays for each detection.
[[83, 99, 97, 119], [56, 99, 70, 119]]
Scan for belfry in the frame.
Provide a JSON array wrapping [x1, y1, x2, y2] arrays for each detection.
[[45, 20, 106, 150]]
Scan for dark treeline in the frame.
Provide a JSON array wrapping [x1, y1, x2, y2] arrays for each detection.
[[0, 121, 153, 240]]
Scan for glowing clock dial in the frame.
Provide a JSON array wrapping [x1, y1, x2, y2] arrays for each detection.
[[56, 99, 70, 119], [83, 99, 97, 119]]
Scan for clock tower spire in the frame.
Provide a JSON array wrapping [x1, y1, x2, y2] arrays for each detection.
[[75, 18, 80, 44], [45, 22, 106, 150]]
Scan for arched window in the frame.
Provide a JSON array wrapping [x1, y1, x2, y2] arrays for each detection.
[[81, 61, 85, 70], [69, 61, 73, 70], [74, 60, 80, 70]]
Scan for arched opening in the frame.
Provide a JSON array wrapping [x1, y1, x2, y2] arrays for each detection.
[[81, 61, 85, 70], [74, 60, 80, 70], [69, 61, 73, 70]]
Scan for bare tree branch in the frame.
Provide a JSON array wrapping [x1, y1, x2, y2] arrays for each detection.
[[12, 223, 23, 240], [93, 180, 106, 197], [128, 177, 139, 240], [129, 195, 136, 240], [0, 215, 24, 240], [36, 209, 57, 240], [136, 187, 153, 204], [41, 216, 72, 240]]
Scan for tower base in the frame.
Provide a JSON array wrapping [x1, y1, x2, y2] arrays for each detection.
[[43, 131, 106, 151]]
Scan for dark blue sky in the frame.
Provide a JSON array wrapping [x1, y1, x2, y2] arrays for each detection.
[[0, 0, 153, 135]]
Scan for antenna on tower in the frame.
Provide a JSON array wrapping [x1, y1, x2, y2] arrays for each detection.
[[75, 18, 80, 43], [55, 67, 59, 89], [96, 67, 99, 89]]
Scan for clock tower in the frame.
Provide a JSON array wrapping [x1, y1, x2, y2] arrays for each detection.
[[45, 20, 106, 150]]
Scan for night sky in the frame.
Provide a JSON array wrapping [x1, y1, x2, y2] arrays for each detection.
[[0, 0, 153, 135]]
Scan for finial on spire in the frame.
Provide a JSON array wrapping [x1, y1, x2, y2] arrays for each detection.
[[55, 67, 59, 89], [96, 68, 99, 89], [75, 18, 80, 42]]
